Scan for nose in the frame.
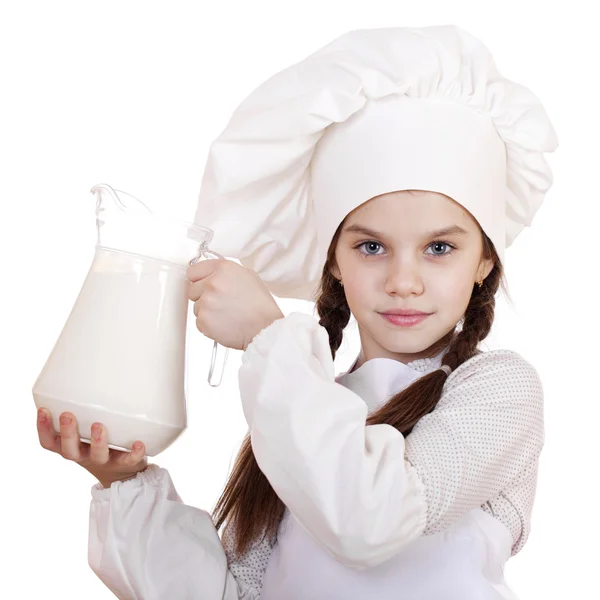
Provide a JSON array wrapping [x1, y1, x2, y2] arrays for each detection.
[[384, 259, 424, 297]]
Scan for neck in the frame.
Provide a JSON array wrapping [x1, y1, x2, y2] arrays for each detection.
[[353, 328, 455, 372]]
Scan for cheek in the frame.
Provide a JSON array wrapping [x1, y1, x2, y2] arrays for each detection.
[[342, 281, 366, 311], [433, 276, 474, 313], [341, 275, 376, 317]]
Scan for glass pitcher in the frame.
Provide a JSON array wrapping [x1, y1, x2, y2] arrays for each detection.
[[31, 184, 229, 456]]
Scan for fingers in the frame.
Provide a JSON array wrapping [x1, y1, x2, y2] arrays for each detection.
[[186, 259, 220, 285], [189, 280, 205, 314], [89, 424, 146, 467], [116, 441, 146, 468], [37, 408, 61, 453], [187, 278, 200, 303], [89, 423, 109, 464], [37, 408, 146, 472], [58, 412, 84, 461]]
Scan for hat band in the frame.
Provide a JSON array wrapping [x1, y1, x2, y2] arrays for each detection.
[[309, 95, 507, 265]]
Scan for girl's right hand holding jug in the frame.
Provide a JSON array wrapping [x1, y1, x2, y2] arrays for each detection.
[[36, 408, 148, 488]]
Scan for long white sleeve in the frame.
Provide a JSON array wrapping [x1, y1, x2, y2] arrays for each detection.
[[88, 464, 261, 600], [238, 312, 544, 570]]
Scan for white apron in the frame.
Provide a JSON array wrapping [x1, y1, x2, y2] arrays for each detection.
[[261, 505, 519, 600]]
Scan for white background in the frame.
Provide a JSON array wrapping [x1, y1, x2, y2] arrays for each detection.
[[1, 1, 595, 598]]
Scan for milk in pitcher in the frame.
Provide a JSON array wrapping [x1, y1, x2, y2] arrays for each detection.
[[32, 247, 191, 456]]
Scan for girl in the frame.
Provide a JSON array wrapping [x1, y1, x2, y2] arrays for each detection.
[[36, 25, 558, 599]]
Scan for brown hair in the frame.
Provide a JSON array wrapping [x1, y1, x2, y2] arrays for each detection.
[[211, 215, 508, 560]]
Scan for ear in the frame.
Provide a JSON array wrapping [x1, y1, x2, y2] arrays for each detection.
[[479, 257, 495, 281], [329, 264, 341, 281]]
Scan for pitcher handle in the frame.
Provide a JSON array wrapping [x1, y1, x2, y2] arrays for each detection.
[[189, 246, 230, 387]]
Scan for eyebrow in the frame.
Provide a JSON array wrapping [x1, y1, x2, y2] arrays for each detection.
[[342, 224, 470, 239]]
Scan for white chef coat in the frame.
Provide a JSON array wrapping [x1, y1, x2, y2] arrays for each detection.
[[88, 312, 544, 599]]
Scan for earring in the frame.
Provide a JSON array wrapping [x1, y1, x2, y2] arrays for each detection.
[[339, 279, 344, 287], [476, 279, 483, 288]]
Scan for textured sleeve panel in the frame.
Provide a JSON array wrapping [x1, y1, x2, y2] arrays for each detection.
[[222, 523, 273, 598], [404, 349, 545, 552], [481, 454, 542, 556]]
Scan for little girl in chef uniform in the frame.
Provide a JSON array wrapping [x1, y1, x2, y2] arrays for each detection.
[[37, 25, 558, 600]]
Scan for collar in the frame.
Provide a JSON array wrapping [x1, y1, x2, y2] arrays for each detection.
[[335, 349, 447, 414]]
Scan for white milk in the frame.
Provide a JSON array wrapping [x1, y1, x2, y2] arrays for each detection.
[[32, 247, 191, 456]]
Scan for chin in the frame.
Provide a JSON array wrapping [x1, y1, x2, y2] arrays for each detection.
[[376, 331, 434, 354], [377, 322, 444, 353], [384, 340, 433, 355]]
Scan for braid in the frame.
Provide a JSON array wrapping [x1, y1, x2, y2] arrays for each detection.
[[441, 271, 497, 372], [315, 269, 352, 359]]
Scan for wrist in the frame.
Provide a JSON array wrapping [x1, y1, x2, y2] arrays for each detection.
[[243, 309, 284, 351], [98, 470, 144, 489]]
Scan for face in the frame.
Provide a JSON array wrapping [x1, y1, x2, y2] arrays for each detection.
[[331, 190, 494, 366]]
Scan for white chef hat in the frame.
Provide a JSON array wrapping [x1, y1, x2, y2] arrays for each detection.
[[193, 25, 558, 301]]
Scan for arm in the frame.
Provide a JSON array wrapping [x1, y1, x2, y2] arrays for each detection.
[[238, 312, 544, 570], [88, 464, 261, 600]]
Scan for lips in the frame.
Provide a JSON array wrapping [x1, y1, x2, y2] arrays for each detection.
[[382, 310, 430, 316], [380, 312, 431, 327]]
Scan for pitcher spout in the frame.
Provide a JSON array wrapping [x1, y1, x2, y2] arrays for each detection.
[[90, 183, 153, 217]]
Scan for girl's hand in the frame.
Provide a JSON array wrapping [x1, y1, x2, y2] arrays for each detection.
[[186, 258, 284, 351], [36, 408, 148, 489]]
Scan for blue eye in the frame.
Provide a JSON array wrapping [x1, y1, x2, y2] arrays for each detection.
[[425, 241, 456, 258], [356, 241, 384, 255], [354, 240, 456, 258]]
